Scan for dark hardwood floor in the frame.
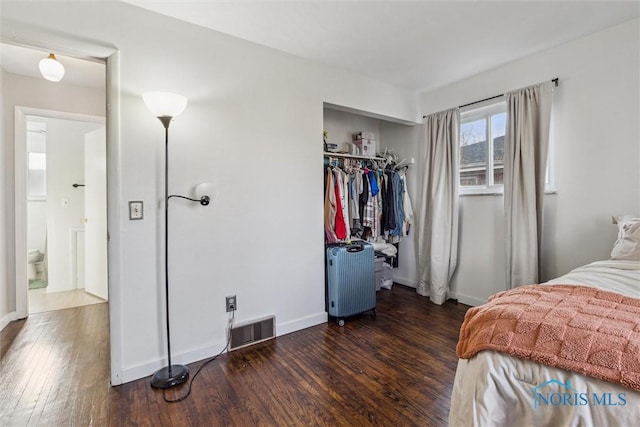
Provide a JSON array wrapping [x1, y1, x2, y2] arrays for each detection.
[[0, 302, 110, 426], [1, 285, 470, 426]]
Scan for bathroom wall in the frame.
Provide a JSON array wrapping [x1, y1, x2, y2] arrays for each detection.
[[45, 117, 103, 293], [27, 121, 47, 256], [27, 204, 47, 258]]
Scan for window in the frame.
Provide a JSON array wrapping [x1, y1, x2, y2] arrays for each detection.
[[28, 152, 47, 199], [459, 101, 506, 194]]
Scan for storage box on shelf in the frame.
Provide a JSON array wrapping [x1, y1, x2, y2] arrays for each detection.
[[353, 132, 377, 158]]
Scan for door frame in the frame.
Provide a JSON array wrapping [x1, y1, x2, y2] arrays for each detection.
[[8, 36, 123, 384], [14, 107, 106, 316]]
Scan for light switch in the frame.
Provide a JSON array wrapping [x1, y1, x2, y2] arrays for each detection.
[[129, 201, 143, 220]]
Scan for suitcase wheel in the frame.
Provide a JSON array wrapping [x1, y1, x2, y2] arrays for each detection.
[[338, 319, 345, 327]]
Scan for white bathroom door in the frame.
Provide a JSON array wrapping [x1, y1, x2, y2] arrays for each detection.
[[84, 127, 108, 300]]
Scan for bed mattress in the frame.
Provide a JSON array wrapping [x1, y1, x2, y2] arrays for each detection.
[[449, 260, 640, 427]]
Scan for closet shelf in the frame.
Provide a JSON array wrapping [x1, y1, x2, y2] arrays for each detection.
[[323, 151, 387, 161]]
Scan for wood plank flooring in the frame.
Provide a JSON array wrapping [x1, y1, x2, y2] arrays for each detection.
[[0, 303, 110, 426], [1, 285, 470, 426], [28, 288, 106, 314]]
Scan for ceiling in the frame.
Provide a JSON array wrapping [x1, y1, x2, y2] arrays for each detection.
[[0, 43, 105, 88], [125, 0, 639, 92], [1, 2, 638, 92]]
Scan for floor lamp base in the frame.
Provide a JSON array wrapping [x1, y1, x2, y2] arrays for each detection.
[[150, 364, 189, 389]]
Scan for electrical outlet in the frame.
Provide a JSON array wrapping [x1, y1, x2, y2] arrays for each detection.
[[226, 295, 237, 312]]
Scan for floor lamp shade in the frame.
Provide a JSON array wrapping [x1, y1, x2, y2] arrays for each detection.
[[142, 92, 188, 118]]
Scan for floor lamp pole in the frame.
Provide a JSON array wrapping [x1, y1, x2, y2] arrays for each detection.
[[151, 116, 189, 389]]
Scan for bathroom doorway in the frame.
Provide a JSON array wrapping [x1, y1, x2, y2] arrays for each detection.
[[25, 114, 108, 314], [3, 42, 109, 316]]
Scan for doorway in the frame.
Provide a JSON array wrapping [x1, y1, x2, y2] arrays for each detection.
[[4, 44, 108, 320], [25, 114, 108, 314], [5, 40, 123, 386]]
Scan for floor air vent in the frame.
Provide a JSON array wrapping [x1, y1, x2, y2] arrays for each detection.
[[229, 315, 275, 351]]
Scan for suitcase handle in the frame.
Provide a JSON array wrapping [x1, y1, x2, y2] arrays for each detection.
[[347, 244, 364, 253]]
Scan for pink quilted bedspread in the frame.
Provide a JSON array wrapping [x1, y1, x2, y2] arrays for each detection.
[[456, 284, 640, 391]]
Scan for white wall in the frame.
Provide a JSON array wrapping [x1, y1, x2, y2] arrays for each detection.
[[0, 68, 8, 329], [45, 117, 103, 292], [323, 107, 382, 153], [27, 126, 48, 254], [419, 19, 640, 305], [84, 127, 108, 300], [27, 201, 47, 253], [1, 2, 417, 383], [1, 71, 105, 321]]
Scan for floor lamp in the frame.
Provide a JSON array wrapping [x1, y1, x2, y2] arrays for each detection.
[[143, 92, 210, 389]]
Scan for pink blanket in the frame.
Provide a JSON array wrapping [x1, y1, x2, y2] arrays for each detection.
[[456, 284, 640, 391]]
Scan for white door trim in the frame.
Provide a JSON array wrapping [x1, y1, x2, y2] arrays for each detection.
[[14, 107, 105, 318], [10, 38, 122, 385], [105, 51, 124, 385], [70, 227, 85, 290]]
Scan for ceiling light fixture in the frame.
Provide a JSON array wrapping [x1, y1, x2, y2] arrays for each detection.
[[38, 53, 65, 82]]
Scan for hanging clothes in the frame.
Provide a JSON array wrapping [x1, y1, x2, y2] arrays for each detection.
[[367, 170, 379, 197], [400, 170, 414, 236], [359, 172, 369, 225], [340, 169, 351, 238], [332, 169, 348, 240], [350, 170, 363, 238], [350, 170, 362, 222], [323, 155, 410, 245], [382, 170, 396, 232], [324, 167, 337, 243], [391, 171, 405, 237], [361, 175, 375, 228]]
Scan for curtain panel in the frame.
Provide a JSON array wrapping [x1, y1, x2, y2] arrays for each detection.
[[417, 108, 460, 305], [504, 82, 552, 288]]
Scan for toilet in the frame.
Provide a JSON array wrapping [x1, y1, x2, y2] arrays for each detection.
[[28, 249, 43, 280]]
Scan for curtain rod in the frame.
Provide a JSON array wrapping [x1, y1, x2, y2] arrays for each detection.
[[422, 77, 559, 119]]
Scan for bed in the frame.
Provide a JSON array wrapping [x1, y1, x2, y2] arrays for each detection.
[[449, 217, 640, 427]]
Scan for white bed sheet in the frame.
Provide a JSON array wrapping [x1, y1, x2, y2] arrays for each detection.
[[544, 259, 640, 298], [449, 260, 640, 427]]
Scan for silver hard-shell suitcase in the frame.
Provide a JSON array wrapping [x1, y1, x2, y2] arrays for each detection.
[[326, 242, 376, 326]]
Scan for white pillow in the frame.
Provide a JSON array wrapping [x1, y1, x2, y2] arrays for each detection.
[[611, 215, 640, 261]]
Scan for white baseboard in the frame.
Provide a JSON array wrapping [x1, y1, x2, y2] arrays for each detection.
[[117, 342, 227, 385], [277, 311, 327, 337], [388, 278, 485, 307], [116, 311, 329, 385], [391, 275, 417, 288], [0, 311, 17, 332], [450, 291, 486, 307]]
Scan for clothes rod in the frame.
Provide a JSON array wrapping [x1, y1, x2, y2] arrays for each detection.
[[422, 77, 559, 118], [323, 151, 387, 161]]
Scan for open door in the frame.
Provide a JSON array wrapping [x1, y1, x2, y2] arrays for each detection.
[[84, 127, 108, 300]]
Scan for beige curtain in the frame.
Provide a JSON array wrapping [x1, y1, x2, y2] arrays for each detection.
[[417, 108, 460, 305], [504, 82, 552, 288]]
